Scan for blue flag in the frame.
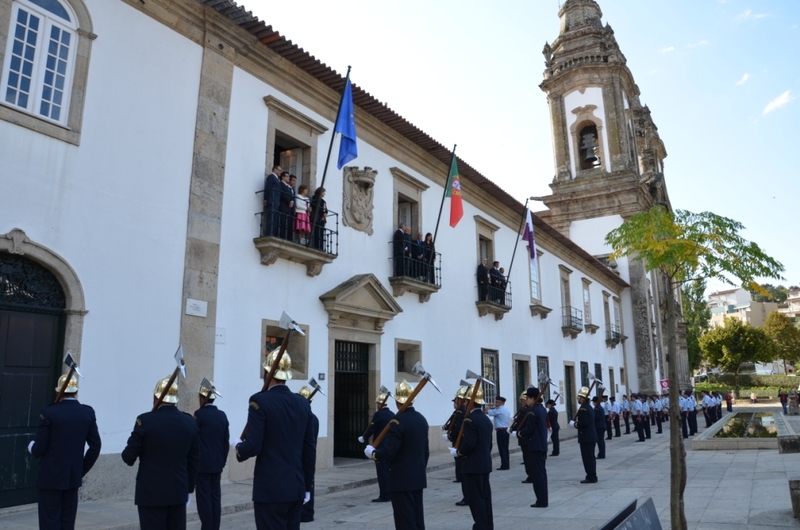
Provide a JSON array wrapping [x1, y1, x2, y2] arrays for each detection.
[[335, 77, 358, 169]]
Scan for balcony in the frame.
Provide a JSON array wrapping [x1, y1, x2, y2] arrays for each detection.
[[476, 281, 512, 320], [387, 243, 442, 303], [561, 306, 583, 339], [253, 208, 339, 277], [529, 303, 553, 319], [606, 323, 621, 348]]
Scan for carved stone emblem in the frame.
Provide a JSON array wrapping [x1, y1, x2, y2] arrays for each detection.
[[5, 228, 30, 255], [342, 166, 377, 235]]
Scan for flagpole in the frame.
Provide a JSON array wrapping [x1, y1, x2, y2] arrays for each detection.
[[309, 65, 351, 250], [505, 197, 536, 284], [431, 145, 456, 247]]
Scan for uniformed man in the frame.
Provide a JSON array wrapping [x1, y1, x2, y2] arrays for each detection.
[[591, 396, 606, 459], [680, 391, 690, 439], [452, 384, 494, 527], [365, 380, 430, 530], [443, 385, 469, 505], [662, 393, 670, 422], [28, 373, 101, 530], [715, 391, 723, 421], [601, 395, 613, 441], [233, 352, 316, 530], [631, 393, 645, 442], [194, 379, 229, 530], [360, 389, 395, 503], [652, 394, 663, 434], [609, 396, 621, 437], [122, 376, 200, 530], [516, 387, 548, 507], [486, 396, 511, 470], [687, 389, 698, 435], [511, 391, 533, 484], [701, 390, 713, 428], [621, 394, 631, 434], [298, 385, 320, 523], [545, 399, 560, 456], [569, 386, 597, 483], [642, 394, 652, 439]]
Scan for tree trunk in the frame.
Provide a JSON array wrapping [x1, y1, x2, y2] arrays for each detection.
[[666, 279, 688, 530]]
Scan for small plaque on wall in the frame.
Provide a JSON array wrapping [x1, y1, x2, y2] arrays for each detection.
[[186, 298, 208, 318]]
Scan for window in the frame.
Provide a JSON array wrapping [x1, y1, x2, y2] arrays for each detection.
[[390, 167, 428, 239], [481, 348, 499, 405], [580, 361, 589, 389], [620, 367, 625, 389], [262, 318, 309, 379], [395, 338, 421, 382], [0, 0, 93, 143], [529, 250, 542, 301], [474, 215, 499, 264], [613, 298, 622, 335], [594, 363, 602, 397], [536, 356, 551, 402], [559, 265, 572, 308], [582, 279, 592, 325], [608, 367, 616, 398]]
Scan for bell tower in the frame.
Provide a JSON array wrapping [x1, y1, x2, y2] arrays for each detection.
[[537, 0, 689, 394]]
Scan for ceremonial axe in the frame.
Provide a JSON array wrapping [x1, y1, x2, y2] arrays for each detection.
[[455, 369, 494, 449], [372, 362, 440, 448], [55, 351, 83, 403], [307, 377, 326, 401], [153, 345, 185, 411], [200, 377, 222, 398]]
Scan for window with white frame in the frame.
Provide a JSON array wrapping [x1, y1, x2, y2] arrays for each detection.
[[2, 0, 78, 125], [529, 250, 541, 301], [582, 279, 592, 324]]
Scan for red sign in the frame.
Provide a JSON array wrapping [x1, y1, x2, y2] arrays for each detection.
[[659, 379, 669, 390]]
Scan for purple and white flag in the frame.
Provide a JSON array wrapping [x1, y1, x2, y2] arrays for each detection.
[[523, 208, 537, 264]]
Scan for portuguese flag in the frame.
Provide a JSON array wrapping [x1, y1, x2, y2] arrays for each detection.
[[446, 152, 463, 227]]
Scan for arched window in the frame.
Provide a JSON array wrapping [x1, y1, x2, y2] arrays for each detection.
[[579, 124, 601, 170]]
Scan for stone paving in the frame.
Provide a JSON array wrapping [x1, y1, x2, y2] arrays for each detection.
[[1, 403, 798, 529]]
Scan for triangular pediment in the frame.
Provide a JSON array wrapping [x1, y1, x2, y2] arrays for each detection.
[[319, 274, 402, 332]]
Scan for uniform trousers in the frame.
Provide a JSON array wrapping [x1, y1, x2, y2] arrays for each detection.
[[38, 488, 78, 530], [651, 412, 656, 426], [655, 413, 663, 434], [681, 412, 689, 438], [495, 429, 510, 469], [704, 409, 712, 428], [710, 407, 717, 423], [196, 472, 222, 530], [463, 473, 494, 529], [643, 416, 651, 438], [300, 481, 314, 523], [455, 457, 468, 501], [623, 412, 630, 434], [520, 444, 533, 481], [613, 416, 621, 437], [635, 418, 646, 441], [137, 504, 186, 530], [376, 460, 390, 500], [550, 428, 560, 456], [689, 410, 698, 435], [390, 490, 425, 530], [579, 442, 597, 481], [527, 450, 548, 506], [595, 429, 606, 458], [254, 500, 302, 530], [605, 420, 613, 440]]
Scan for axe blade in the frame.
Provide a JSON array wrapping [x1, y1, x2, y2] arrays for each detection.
[[174, 345, 186, 378], [309, 378, 326, 396], [200, 377, 222, 397], [465, 369, 480, 380], [64, 351, 84, 378], [479, 376, 495, 387], [459, 379, 470, 387], [537, 371, 549, 384], [587, 372, 596, 382], [411, 361, 426, 377], [379, 385, 391, 395], [426, 375, 442, 394], [279, 311, 305, 335]]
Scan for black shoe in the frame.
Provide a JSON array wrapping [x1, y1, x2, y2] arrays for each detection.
[[452, 480, 461, 483], [531, 503, 548, 508], [371, 497, 390, 502], [597, 456, 605, 459], [549, 453, 558, 456], [635, 439, 645, 442], [580, 479, 598, 484], [496, 467, 509, 470], [455, 500, 469, 506], [522, 479, 533, 483]]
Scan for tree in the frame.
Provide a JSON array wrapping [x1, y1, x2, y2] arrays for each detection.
[[763, 311, 800, 372], [750, 283, 788, 303], [681, 279, 710, 372], [699, 318, 778, 392], [605, 206, 784, 530]]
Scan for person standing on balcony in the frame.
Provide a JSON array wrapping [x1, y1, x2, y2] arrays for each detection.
[[489, 261, 503, 303], [423, 233, 436, 284], [263, 165, 282, 237], [309, 188, 327, 251], [477, 258, 489, 301]]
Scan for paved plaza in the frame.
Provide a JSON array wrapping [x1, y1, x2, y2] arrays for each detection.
[[1, 403, 798, 529]]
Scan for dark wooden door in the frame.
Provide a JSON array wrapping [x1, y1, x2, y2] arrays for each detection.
[[333, 340, 369, 459], [565, 365, 576, 421]]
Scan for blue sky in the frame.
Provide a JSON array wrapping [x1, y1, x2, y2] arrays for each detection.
[[246, 0, 798, 291]]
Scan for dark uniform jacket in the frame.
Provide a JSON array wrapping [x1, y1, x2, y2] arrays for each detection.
[[235, 385, 316, 504], [363, 406, 395, 442], [593, 403, 606, 431], [547, 407, 560, 433], [477, 263, 489, 287], [263, 172, 281, 211], [457, 409, 493, 474], [574, 402, 597, 443], [518, 403, 548, 452], [447, 405, 465, 444], [373, 406, 429, 492], [511, 405, 530, 447], [193, 404, 229, 474], [32, 399, 101, 490], [121, 404, 200, 506]]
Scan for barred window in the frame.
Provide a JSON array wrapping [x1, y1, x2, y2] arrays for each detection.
[[536, 356, 550, 402], [481, 348, 499, 405]]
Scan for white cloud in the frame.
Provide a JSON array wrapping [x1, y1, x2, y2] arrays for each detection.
[[659, 46, 675, 54], [738, 8, 768, 20], [735, 73, 750, 86], [762, 90, 794, 115]]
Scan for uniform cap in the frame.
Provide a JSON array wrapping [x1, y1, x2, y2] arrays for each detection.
[[395, 380, 414, 404], [526, 387, 540, 399], [153, 376, 179, 404], [298, 385, 312, 401], [262, 350, 292, 381], [577, 386, 591, 399], [465, 384, 485, 405], [519, 391, 527, 400], [55, 373, 79, 394]]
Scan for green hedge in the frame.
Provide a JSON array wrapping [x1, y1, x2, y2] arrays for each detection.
[[702, 374, 800, 389], [693, 383, 784, 398]]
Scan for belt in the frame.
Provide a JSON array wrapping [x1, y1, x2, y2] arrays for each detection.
[[496, 427, 508, 430]]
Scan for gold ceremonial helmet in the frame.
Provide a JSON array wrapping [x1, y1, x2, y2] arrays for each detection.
[[577, 386, 591, 399], [199, 379, 217, 400], [55, 373, 79, 394], [298, 385, 312, 401], [519, 391, 527, 400], [262, 350, 292, 381], [154, 376, 179, 404], [466, 384, 485, 405], [455, 385, 469, 400], [395, 380, 414, 404], [376, 391, 389, 403]]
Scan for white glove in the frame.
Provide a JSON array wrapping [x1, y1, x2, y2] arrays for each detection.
[[441, 433, 450, 441], [511, 431, 517, 438], [186, 493, 192, 508], [364, 445, 375, 459], [569, 420, 575, 427], [232, 437, 243, 450], [357, 436, 365, 444], [27, 441, 35, 454], [303, 491, 311, 505], [449, 447, 458, 457]]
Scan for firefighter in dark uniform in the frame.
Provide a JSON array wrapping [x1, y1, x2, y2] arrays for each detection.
[[122, 376, 200, 530], [516, 386, 549, 508], [570, 386, 597, 483], [446, 386, 469, 506], [233, 352, 316, 530], [360, 390, 395, 502], [28, 373, 101, 530], [452, 384, 494, 529], [298, 385, 320, 523], [364, 380, 430, 530], [591, 396, 606, 459], [546, 399, 560, 456], [194, 379, 229, 530], [511, 391, 533, 484]]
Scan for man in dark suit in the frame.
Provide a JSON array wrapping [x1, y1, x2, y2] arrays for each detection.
[[392, 224, 409, 277], [29, 373, 101, 530], [263, 165, 282, 237], [570, 387, 597, 483], [591, 396, 606, 459], [298, 385, 320, 523], [489, 261, 503, 302], [194, 380, 229, 530], [278, 172, 295, 240], [359, 391, 395, 502], [445, 387, 469, 506], [511, 391, 533, 484], [233, 352, 316, 530], [546, 399, 560, 456], [477, 258, 489, 301], [517, 387, 548, 508], [453, 385, 494, 529], [122, 376, 200, 530], [365, 380, 429, 530]]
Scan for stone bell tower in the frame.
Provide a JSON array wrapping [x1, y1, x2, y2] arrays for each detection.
[[536, 0, 690, 393]]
